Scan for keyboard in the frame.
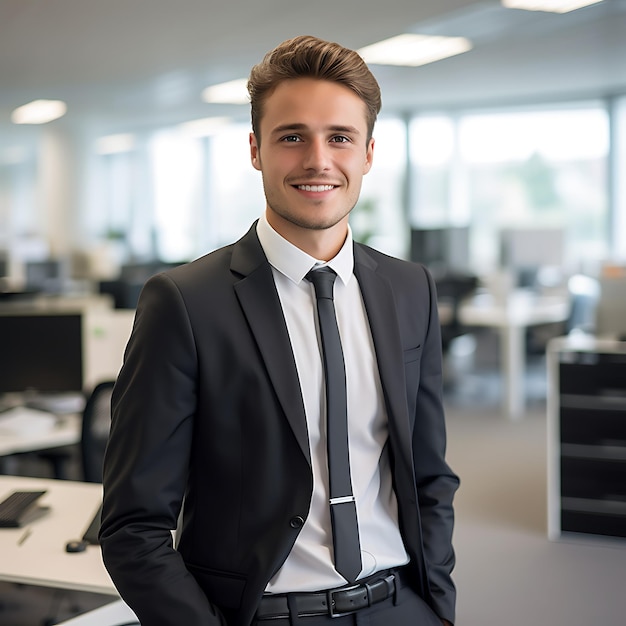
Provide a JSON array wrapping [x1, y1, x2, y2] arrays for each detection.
[[82, 502, 102, 544], [0, 490, 48, 528]]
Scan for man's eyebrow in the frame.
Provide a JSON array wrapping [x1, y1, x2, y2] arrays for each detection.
[[269, 123, 362, 136]]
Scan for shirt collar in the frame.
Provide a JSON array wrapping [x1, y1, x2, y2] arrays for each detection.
[[256, 213, 354, 286]]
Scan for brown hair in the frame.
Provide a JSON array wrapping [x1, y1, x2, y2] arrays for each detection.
[[248, 35, 381, 143]]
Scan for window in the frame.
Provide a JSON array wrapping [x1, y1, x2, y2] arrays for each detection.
[[410, 104, 609, 275], [352, 117, 407, 257], [409, 115, 457, 227], [150, 129, 205, 261], [0, 139, 38, 244], [0, 136, 42, 282], [207, 123, 264, 248]]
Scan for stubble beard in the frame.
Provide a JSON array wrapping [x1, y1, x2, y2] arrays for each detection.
[[269, 202, 354, 231], [263, 183, 359, 233]]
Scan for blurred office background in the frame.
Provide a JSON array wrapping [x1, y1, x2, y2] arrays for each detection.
[[1, 0, 626, 290], [1, 1, 625, 624]]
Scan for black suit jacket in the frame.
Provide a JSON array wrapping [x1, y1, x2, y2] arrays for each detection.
[[100, 223, 459, 626]]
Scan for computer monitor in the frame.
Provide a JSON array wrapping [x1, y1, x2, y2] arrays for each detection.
[[0, 313, 83, 395], [595, 275, 626, 339], [0, 252, 8, 279], [0, 253, 8, 293], [500, 225, 563, 266], [24, 260, 67, 294], [498, 227, 565, 288], [410, 226, 470, 274]]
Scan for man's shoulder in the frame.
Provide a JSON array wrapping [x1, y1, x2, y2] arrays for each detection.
[[167, 223, 259, 281], [162, 244, 225, 273], [354, 242, 428, 278]]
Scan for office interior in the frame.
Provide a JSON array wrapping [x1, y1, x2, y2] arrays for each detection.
[[1, 1, 626, 624]]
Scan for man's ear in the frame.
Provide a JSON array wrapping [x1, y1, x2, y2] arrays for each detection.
[[363, 137, 375, 174], [250, 133, 261, 171]]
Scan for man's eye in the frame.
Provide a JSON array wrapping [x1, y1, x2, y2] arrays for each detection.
[[331, 136, 349, 143], [282, 135, 301, 142]]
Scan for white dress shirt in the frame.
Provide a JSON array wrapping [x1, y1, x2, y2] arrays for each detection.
[[257, 215, 409, 594]]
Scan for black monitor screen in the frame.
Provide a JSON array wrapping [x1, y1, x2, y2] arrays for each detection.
[[410, 227, 469, 272], [0, 314, 83, 394], [410, 228, 447, 267], [25, 260, 66, 294]]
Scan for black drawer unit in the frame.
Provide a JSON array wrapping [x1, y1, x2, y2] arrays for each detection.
[[547, 338, 626, 541]]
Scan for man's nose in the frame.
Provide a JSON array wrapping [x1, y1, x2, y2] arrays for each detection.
[[302, 138, 331, 171]]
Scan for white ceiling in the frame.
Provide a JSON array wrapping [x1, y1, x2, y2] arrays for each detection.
[[0, 0, 625, 135]]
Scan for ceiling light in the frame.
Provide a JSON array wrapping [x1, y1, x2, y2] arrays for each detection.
[[501, 0, 604, 13], [358, 34, 473, 67], [178, 117, 232, 137], [95, 134, 136, 155], [11, 99, 67, 124], [201, 78, 249, 105]]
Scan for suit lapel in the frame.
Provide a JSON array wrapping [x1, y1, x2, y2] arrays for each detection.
[[353, 245, 413, 467], [231, 224, 311, 465], [227, 231, 415, 470], [354, 245, 429, 596]]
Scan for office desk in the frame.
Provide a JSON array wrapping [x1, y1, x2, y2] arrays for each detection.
[[457, 290, 569, 420], [0, 412, 81, 475], [0, 413, 80, 457], [0, 475, 117, 596], [0, 293, 114, 314]]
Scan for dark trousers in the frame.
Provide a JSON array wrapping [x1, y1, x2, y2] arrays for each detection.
[[251, 583, 443, 626]]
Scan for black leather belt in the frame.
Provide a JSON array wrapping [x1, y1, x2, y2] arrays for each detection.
[[255, 568, 407, 620]]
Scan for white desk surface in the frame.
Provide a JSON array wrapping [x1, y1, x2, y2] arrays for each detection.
[[0, 475, 117, 596], [548, 333, 626, 354], [456, 290, 570, 419], [458, 290, 569, 328], [0, 412, 81, 457]]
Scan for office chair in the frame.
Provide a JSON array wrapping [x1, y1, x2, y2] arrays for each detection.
[[565, 274, 600, 334], [526, 274, 601, 355], [432, 271, 480, 389], [80, 381, 115, 483], [434, 271, 479, 352]]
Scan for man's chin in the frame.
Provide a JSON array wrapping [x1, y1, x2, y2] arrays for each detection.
[[269, 207, 352, 233]]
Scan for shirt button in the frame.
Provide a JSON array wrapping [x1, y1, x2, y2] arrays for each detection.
[[289, 516, 305, 529]]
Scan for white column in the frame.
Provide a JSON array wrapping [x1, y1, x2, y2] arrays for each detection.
[[37, 123, 90, 257]]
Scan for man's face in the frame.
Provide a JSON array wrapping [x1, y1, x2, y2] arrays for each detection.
[[250, 78, 374, 243]]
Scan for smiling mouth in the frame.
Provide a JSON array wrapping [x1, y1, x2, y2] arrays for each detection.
[[295, 184, 336, 192]]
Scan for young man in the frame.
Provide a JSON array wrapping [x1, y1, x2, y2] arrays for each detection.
[[100, 35, 459, 626]]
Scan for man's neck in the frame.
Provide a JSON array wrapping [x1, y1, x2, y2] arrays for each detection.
[[265, 210, 349, 262]]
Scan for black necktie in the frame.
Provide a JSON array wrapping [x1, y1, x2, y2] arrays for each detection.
[[306, 266, 362, 583]]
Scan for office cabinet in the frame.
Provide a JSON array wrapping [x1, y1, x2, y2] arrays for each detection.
[[547, 337, 626, 541]]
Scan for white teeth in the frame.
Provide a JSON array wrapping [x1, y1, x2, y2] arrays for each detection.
[[297, 184, 334, 192]]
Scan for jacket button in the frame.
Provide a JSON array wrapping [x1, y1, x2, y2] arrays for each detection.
[[289, 516, 305, 529]]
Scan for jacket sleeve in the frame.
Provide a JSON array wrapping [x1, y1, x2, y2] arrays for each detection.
[[99, 273, 227, 626], [413, 266, 460, 624]]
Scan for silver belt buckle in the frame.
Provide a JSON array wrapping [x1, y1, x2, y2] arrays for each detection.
[[327, 582, 362, 618]]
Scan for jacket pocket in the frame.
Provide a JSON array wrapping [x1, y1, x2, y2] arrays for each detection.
[[186, 562, 247, 609], [403, 345, 422, 364], [404, 345, 422, 422]]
